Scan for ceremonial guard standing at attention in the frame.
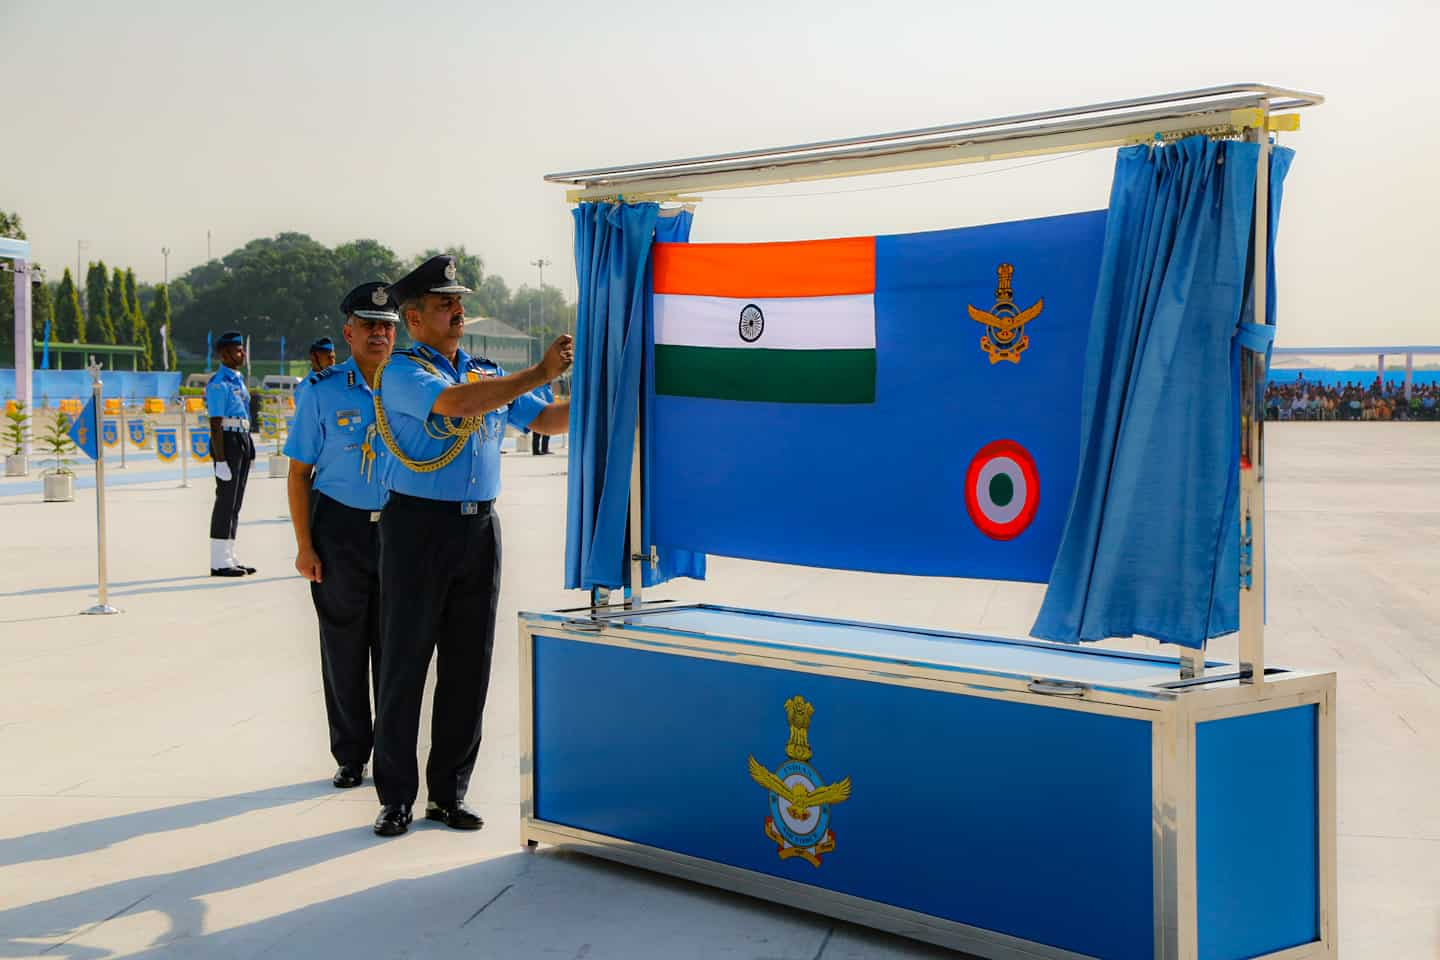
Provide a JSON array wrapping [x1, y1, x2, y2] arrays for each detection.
[[206, 330, 256, 577], [284, 284, 397, 789], [369, 254, 573, 837]]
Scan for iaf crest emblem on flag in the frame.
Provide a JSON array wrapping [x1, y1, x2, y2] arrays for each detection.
[[747, 696, 852, 868], [102, 419, 119, 447], [967, 263, 1044, 364], [191, 427, 210, 460], [128, 419, 149, 448], [155, 428, 178, 462]]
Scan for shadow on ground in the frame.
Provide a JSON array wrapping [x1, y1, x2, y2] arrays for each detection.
[[0, 787, 961, 960]]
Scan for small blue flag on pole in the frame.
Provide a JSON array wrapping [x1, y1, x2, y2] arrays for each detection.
[[206, 330, 213, 372], [68, 395, 100, 461], [41, 319, 51, 370]]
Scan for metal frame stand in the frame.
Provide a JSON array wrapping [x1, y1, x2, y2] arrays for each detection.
[[81, 362, 120, 616]]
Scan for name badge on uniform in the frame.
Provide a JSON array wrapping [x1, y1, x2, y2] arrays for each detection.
[[335, 409, 361, 428]]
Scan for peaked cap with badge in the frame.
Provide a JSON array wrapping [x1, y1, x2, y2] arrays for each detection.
[[309, 336, 337, 354], [341, 282, 401, 323], [387, 255, 472, 305], [216, 330, 245, 348]]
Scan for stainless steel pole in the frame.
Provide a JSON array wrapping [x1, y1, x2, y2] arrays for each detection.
[[179, 403, 189, 488], [626, 421, 643, 606], [118, 400, 128, 469], [1238, 106, 1271, 685], [82, 363, 120, 615]]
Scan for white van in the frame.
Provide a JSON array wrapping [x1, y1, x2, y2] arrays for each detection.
[[260, 374, 302, 395]]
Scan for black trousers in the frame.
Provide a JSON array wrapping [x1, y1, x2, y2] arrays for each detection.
[[531, 431, 550, 455], [373, 493, 501, 807], [310, 493, 381, 770], [209, 431, 255, 540]]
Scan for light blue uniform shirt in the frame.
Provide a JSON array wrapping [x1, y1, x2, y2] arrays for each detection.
[[377, 343, 547, 503], [284, 358, 388, 511], [205, 365, 250, 421]]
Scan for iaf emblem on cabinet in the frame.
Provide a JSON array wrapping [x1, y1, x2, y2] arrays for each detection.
[[747, 696, 852, 867]]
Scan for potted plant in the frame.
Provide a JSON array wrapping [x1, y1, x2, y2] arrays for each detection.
[[4, 402, 28, 477], [39, 410, 78, 502]]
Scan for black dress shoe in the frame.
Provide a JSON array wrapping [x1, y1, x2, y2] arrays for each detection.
[[210, 567, 246, 577], [238, 564, 257, 574], [332, 765, 363, 788], [425, 800, 484, 830], [373, 804, 412, 837]]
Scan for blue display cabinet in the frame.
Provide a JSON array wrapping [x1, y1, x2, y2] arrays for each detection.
[[534, 84, 1335, 959], [519, 604, 1335, 960]]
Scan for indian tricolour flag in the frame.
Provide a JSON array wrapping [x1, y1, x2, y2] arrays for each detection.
[[652, 236, 876, 404]]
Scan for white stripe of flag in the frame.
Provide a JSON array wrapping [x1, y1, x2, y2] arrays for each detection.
[[654, 294, 876, 351]]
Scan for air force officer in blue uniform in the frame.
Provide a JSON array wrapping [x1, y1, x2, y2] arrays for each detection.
[[369, 255, 572, 837], [284, 283, 398, 789], [206, 331, 255, 576]]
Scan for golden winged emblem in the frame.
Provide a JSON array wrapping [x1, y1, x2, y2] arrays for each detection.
[[746, 695, 852, 867], [968, 263, 1043, 364], [747, 756, 852, 820]]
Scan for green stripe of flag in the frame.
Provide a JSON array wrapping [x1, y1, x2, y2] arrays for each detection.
[[654, 345, 876, 404]]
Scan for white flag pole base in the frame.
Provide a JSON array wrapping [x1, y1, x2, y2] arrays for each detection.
[[81, 604, 121, 616]]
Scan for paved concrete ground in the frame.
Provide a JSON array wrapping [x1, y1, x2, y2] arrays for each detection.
[[1, 424, 1436, 959]]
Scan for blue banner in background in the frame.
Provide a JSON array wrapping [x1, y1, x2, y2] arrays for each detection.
[[155, 428, 179, 462], [0, 370, 183, 402], [648, 211, 1106, 584]]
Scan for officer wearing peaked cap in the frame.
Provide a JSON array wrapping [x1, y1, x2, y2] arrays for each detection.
[[206, 330, 256, 576], [285, 282, 399, 790], [368, 254, 573, 837]]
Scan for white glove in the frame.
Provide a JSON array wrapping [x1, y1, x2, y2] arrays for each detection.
[[215, 462, 233, 482]]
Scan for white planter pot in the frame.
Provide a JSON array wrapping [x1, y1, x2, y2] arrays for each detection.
[[268, 454, 289, 478], [43, 472, 74, 502], [4, 454, 26, 477]]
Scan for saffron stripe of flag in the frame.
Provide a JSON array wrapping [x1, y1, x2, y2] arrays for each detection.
[[652, 238, 878, 403]]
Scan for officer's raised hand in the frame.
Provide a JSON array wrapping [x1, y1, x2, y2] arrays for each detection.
[[542, 334, 574, 379]]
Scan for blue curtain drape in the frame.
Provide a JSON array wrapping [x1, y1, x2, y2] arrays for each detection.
[[642, 210, 706, 586], [565, 203, 706, 591], [1032, 136, 1294, 649]]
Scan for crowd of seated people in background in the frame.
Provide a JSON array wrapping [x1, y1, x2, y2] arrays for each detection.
[[1265, 379, 1440, 421]]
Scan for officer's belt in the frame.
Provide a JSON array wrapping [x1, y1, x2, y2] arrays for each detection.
[[315, 491, 383, 523], [221, 417, 250, 431], [387, 491, 494, 517]]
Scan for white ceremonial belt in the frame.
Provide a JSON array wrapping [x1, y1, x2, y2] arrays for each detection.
[[221, 417, 250, 431]]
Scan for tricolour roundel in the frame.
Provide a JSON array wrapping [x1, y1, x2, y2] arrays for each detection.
[[964, 439, 1039, 540]]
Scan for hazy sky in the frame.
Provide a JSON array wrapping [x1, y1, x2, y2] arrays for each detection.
[[4, 0, 1437, 346]]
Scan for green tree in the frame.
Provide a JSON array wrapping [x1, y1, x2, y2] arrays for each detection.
[[334, 239, 403, 290], [108, 272, 129, 345], [502, 284, 573, 340], [0, 210, 23, 350], [53, 269, 83, 342], [472, 274, 511, 319], [85, 262, 117, 344], [171, 232, 344, 355], [124, 268, 152, 369], [145, 283, 176, 370], [32, 278, 54, 341]]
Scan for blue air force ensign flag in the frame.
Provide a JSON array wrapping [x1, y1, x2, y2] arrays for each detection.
[[155, 428, 179, 462], [647, 211, 1106, 583], [128, 418, 149, 448], [68, 396, 100, 461], [102, 418, 119, 447]]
